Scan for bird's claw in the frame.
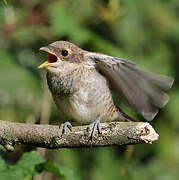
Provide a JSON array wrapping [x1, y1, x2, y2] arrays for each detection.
[[60, 122, 73, 137], [87, 119, 102, 139]]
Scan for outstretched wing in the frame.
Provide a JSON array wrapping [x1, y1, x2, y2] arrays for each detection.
[[86, 52, 174, 121]]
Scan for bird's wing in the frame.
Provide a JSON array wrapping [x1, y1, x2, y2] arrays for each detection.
[[86, 52, 174, 121]]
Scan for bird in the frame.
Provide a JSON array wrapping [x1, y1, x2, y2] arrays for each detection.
[[38, 41, 174, 137]]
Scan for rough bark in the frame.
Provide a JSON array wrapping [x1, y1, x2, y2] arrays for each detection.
[[0, 120, 159, 151]]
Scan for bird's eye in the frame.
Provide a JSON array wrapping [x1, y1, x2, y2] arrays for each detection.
[[61, 50, 68, 56]]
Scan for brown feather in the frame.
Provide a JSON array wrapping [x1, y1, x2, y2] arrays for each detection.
[[87, 52, 174, 121]]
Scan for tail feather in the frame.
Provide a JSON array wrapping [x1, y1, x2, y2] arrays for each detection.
[[140, 71, 174, 91]]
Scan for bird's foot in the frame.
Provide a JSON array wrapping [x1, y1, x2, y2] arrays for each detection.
[[60, 122, 72, 137], [87, 118, 102, 139]]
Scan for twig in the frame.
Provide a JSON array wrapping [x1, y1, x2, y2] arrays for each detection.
[[0, 120, 159, 151]]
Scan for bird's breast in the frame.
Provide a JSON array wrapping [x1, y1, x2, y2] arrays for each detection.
[[47, 71, 76, 96], [47, 66, 118, 124]]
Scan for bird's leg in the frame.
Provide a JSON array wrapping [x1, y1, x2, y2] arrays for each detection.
[[60, 122, 73, 137], [87, 118, 102, 139]]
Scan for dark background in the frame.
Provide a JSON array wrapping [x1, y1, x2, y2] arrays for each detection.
[[0, 0, 179, 179]]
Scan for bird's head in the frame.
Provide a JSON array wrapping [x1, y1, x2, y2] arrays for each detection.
[[38, 41, 84, 74]]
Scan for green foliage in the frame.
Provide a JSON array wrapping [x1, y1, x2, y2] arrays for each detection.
[[3, 0, 7, 5], [0, 151, 75, 180], [44, 161, 74, 180], [0, 0, 179, 179], [49, 2, 92, 44], [0, 151, 45, 180]]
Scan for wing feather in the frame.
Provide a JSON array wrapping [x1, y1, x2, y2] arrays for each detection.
[[87, 52, 174, 121]]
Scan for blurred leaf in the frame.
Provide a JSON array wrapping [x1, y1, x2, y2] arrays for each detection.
[[48, 2, 91, 44], [0, 151, 45, 180], [13, 26, 38, 45], [0, 50, 41, 121], [45, 161, 74, 180], [3, 0, 7, 5], [16, 151, 45, 177]]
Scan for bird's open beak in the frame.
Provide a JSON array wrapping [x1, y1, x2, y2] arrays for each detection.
[[38, 47, 58, 69], [38, 61, 49, 69]]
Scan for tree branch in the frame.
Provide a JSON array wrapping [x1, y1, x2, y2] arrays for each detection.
[[0, 120, 158, 151]]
